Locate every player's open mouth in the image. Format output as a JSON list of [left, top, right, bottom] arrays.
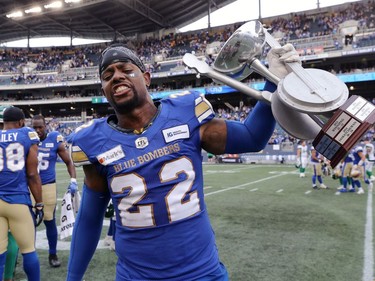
[[113, 85, 131, 96]]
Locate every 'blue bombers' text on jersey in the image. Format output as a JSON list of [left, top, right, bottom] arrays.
[[0, 127, 39, 205], [69, 91, 222, 280], [38, 131, 64, 185]]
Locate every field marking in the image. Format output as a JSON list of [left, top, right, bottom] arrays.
[[205, 172, 287, 196], [276, 189, 283, 193], [51, 172, 289, 251], [36, 219, 111, 251], [249, 188, 258, 192], [362, 186, 374, 281], [305, 190, 312, 195]]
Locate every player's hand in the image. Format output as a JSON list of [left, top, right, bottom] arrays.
[[267, 43, 301, 79], [68, 178, 78, 195], [34, 203, 44, 227], [105, 201, 114, 218]]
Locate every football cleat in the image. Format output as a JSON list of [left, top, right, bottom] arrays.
[[103, 235, 113, 246], [49, 254, 61, 268], [320, 184, 328, 189], [312, 185, 318, 190], [357, 188, 365, 194], [339, 188, 348, 193], [348, 188, 356, 192]]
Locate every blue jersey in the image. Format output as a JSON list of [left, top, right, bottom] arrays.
[[310, 146, 320, 163], [70, 91, 221, 280], [353, 146, 364, 165], [344, 151, 354, 163], [38, 131, 64, 184], [0, 127, 39, 205]]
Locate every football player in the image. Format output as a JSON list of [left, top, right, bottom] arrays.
[[310, 146, 328, 189], [352, 144, 371, 194], [31, 115, 77, 267], [0, 107, 43, 281], [66, 43, 300, 280], [364, 139, 375, 181], [0, 105, 20, 281], [296, 140, 309, 177], [338, 151, 355, 193]]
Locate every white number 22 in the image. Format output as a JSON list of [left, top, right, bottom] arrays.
[[111, 157, 200, 228]]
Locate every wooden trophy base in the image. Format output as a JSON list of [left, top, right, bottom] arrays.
[[313, 95, 375, 168]]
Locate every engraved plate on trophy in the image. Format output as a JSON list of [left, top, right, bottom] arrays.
[[313, 95, 375, 168]]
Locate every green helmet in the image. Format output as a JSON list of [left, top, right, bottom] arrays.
[[0, 105, 13, 123]]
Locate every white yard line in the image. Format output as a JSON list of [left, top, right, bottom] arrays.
[[205, 173, 287, 196], [53, 167, 374, 279], [362, 187, 374, 281]]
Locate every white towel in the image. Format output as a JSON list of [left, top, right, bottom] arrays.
[[60, 192, 76, 240]]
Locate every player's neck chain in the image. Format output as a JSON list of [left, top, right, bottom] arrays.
[[108, 104, 161, 135]]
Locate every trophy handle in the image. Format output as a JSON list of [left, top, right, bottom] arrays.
[[183, 52, 321, 140]]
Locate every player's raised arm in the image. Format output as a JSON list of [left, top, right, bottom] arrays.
[[200, 44, 300, 155]]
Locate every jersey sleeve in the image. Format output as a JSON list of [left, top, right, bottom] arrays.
[[25, 127, 40, 145], [166, 90, 215, 125], [69, 119, 105, 167], [56, 132, 64, 143], [194, 93, 215, 124], [70, 144, 91, 167]]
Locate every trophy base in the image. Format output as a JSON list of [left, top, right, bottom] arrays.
[[313, 95, 375, 168]]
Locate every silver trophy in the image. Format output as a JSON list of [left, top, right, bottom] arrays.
[[183, 20, 375, 167]]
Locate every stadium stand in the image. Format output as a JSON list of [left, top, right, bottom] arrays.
[[0, 0, 374, 155]]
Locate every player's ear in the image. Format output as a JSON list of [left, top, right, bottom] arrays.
[[143, 72, 151, 87]]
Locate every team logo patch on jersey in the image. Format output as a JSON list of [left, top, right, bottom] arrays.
[[46, 143, 54, 148], [162, 125, 190, 143], [135, 137, 149, 149], [96, 145, 125, 166]]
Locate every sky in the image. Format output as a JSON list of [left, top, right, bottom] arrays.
[[3, 0, 361, 47]]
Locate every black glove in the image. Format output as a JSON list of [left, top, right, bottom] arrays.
[[105, 201, 114, 218], [34, 203, 44, 227]]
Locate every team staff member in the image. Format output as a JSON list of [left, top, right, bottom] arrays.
[[31, 115, 78, 267], [66, 43, 300, 280], [0, 107, 43, 281]]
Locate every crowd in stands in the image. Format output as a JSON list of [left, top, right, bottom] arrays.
[[0, 0, 374, 79], [35, 102, 375, 149], [2, 0, 375, 145]]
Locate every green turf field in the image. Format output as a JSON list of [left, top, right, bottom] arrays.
[[12, 163, 373, 281]]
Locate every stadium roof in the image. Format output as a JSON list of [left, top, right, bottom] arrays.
[[0, 0, 236, 44]]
